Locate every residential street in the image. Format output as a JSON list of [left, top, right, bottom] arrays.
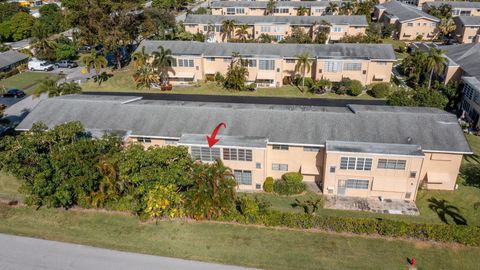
[[0, 233, 257, 270]]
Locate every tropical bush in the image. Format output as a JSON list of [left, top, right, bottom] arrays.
[[0, 122, 236, 220], [226, 210, 480, 246], [273, 172, 306, 195], [145, 183, 184, 221], [263, 177, 274, 193], [369, 83, 391, 98], [308, 79, 331, 94]]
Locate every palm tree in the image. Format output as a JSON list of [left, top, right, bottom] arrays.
[[186, 159, 237, 220], [34, 79, 82, 97], [131, 46, 149, 69], [326, 2, 339, 15], [438, 18, 456, 41], [221, 19, 236, 42], [315, 20, 332, 44], [266, 0, 276, 16], [82, 50, 108, 86], [235, 24, 250, 42], [297, 6, 309, 16], [428, 198, 467, 225], [31, 37, 57, 61], [257, 33, 274, 43], [340, 1, 354, 15], [294, 53, 313, 92], [425, 48, 447, 88], [151, 45, 175, 85], [134, 65, 159, 89]]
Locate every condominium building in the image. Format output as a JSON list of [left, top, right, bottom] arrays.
[[137, 40, 395, 87], [16, 95, 472, 200], [423, 1, 480, 17], [374, 1, 440, 41], [183, 14, 368, 43], [453, 16, 480, 43], [210, 1, 341, 16]]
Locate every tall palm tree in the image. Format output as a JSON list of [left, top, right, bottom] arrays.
[[221, 19, 236, 42], [31, 37, 57, 61], [340, 1, 354, 15], [131, 46, 149, 69], [266, 0, 276, 16], [326, 2, 339, 15], [235, 24, 250, 42], [257, 33, 274, 43], [151, 45, 175, 85], [297, 6, 309, 16], [294, 53, 313, 92], [425, 48, 447, 88], [82, 50, 108, 86], [438, 18, 456, 41], [134, 65, 159, 89]]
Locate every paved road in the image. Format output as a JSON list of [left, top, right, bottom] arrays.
[[86, 91, 387, 107], [0, 233, 258, 270], [176, 0, 209, 22]]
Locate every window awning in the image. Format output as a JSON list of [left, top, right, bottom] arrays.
[[427, 172, 450, 184], [301, 164, 321, 175]]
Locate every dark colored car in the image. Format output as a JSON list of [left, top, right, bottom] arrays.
[[3, 89, 26, 98], [55, 60, 78, 69]]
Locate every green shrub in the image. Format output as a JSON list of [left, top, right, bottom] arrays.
[[346, 80, 363, 96], [294, 76, 314, 88], [214, 72, 224, 82], [226, 209, 480, 246], [245, 83, 256, 91], [273, 172, 306, 195], [263, 177, 274, 193], [369, 83, 391, 98]]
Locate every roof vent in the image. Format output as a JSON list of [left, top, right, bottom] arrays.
[[407, 137, 412, 144]]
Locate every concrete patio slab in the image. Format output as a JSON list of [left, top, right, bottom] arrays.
[[324, 195, 419, 216]]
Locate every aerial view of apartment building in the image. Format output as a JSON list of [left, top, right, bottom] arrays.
[[138, 40, 395, 86], [184, 14, 368, 43]]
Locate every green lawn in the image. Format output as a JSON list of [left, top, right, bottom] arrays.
[[81, 69, 379, 100], [1, 204, 479, 270], [0, 72, 61, 94], [0, 171, 23, 202]]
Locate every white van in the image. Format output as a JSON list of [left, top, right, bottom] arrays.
[[28, 60, 54, 71]]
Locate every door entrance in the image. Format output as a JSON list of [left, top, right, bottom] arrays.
[[337, 180, 346, 196]]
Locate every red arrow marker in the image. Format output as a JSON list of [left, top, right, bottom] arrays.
[[206, 122, 226, 148]]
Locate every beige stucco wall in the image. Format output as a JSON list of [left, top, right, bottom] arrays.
[[315, 59, 393, 85], [419, 152, 463, 190], [322, 152, 424, 200], [443, 65, 463, 83], [396, 18, 438, 41], [265, 145, 323, 181]]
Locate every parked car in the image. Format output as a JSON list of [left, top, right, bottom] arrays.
[[2, 89, 26, 98], [28, 60, 54, 71], [55, 60, 78, 69]]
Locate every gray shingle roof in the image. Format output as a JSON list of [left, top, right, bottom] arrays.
[[0, 50, 28, 69], [455, 15, 480, 26], [210, 1, 339, 8], [378, 1, 440, 22], [425, 1, 480, 9], [16, 95, 471, 154], [137, 40, 396, 60], [439, 43, 480, 80], [184, 14, 368, 26]]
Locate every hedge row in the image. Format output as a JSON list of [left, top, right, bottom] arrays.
[[222, 210, 480, 246]]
